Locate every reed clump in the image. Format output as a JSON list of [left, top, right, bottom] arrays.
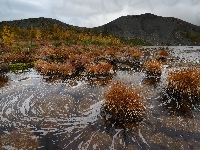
[[103, 81, 146, 120], [34, 60, 75, 76], [130, 49, 143, 59], [85, 62, 114, 76], [0, 53, 34, 63], [156, 50, 169, 61], [158, 50, 169, 57], [167, 68, 200, 100], [145, 60, 163, 76], [67, 54, 91, 71]]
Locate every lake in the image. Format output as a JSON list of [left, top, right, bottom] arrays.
[[0, 46, 200, 149]]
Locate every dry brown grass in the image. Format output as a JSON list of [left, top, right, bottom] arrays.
[[157, 50, 169, 57], [34, 60, 75, 76], [130, 50, 143, 59], [156, 50, 169, 61], [103, 81, 146, 120], [167, 68, 200, 99], [67, 54, 91, 70], [145, 60, 163, 76], [34, 60, 48, 72], [103, 49, 116, 57], [58, 63, 75, 76], [0, 53, 34, 63], [85, 61, 114, 76]]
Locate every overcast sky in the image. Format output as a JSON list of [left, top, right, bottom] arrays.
[[0, 0, 200, 28]]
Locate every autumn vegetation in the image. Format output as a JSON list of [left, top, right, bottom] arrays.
[[85, 62, 114, 76], [0, 23, 146, 75], [144, 59, 163, 76], [103, 81, 146, 121], [157, 50, 169, 58], [167, 68, 200, 101], [156, 50, 169, 61], [34, 60, 75, 76]]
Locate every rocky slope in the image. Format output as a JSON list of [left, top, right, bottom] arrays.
[[0, 13, 200, 46], [93, 13, 200, 46]]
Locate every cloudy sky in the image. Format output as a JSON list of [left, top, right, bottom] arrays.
[[0, 0, 200, 28]]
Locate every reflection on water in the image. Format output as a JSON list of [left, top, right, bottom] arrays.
[[0, 47, 200, 149], [160, 91, 196, 118], [143, 76, 161, 88], [0, 128, 39, 149], [86, 76, 113, 86]]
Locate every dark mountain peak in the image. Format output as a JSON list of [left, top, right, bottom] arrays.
[[93, 13, 200, 45], [0, 14, 200, 45]]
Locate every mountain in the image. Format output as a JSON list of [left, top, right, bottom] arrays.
[[93, 13, 200, 46], [0, 17, 73, 30], [0, 13, 200, 46]]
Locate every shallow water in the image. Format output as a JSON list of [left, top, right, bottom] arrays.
[[0, 46, 200, 149]]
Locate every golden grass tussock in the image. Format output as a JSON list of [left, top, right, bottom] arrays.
[[35, 46, 56, 57], [67, 54, 91, 69], [167, 68, 200, 98], [58, 63, 75, 76], [34, 60, 75, 76], [157, 50, 169, 57], [103, 49, 116, 57], [145, 60, 163, 76], [103, 81, 146, 120], [124, 47, 143, 59], [85, 61, 114, 76], [0, 53, 34, 63], [156, 50, 169, 61], [131, 49, 143, 59]]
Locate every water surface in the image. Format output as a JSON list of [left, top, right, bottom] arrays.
[[0, 46, 200, 149]]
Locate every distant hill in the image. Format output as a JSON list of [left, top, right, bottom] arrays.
[[1, 13, 200, 46], [0, 17, 73, 30], [93, 13, 200, 46]]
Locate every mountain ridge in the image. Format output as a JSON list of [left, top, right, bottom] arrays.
[[93, 13, 200, 45], [0, 13, 200, 46]]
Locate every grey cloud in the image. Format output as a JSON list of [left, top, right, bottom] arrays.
[[0, 0, 199, 27], [162, 0, 180, 7]]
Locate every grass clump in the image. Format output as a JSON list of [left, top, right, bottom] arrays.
[[157, 50, 169, 57], [67, 54, 91, 71], [167, 68, 200, 100], [131, 49, 143, 59], [85, 62, 114, 76], [9, 62, 33, 72], [156, 50, 169, 61], [103, 81, 146, 121], [145, 60, 163, 76], [0, 53, 34, 63], [34, 60, 75, 76]]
